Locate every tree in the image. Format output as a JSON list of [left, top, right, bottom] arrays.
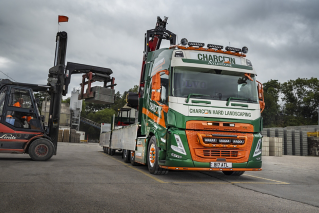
[[79, 85, 138, 140], [262, 80, 282, 127], [281, 78, 319, 126], [61, 97, 70, 104]]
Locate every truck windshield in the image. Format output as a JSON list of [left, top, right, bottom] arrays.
[[172, 67, 258, 103]]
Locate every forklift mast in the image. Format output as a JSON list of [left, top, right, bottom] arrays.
[[47, 31, 68, 149], [47, 31, 115, 152]]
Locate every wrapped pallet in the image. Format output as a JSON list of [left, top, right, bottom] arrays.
[[63, 129, 70, 142], [58, 130, 63, 142]]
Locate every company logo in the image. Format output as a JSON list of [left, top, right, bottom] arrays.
[[197, 53, 236, 65], [182, 79, 207, 89], [0, 134, 16, 139], [189, 108, 212, 115], [149, 102, 161, 115], [189, 108, 252, 118]]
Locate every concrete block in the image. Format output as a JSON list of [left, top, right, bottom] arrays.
[[84, 87, 115, 104]]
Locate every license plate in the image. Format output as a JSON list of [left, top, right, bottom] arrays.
[[210, 162, 232, 168]]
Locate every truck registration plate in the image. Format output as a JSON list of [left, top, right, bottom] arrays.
[[210, 162, 232, 168]]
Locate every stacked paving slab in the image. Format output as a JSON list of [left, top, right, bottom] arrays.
[[262, 125, 319, 156], [262, 137, 282, 156], [292, 130, 300, 155], [269, 137, 282, 157], [262, 137, 269, 156], [284, 129, 293, 155], [300, 131, 308, 156]]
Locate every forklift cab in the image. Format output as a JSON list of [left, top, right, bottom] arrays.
[[1, 85, 44, 132]]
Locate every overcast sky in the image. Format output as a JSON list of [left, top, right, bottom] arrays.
[[0, 0, 318, 97]]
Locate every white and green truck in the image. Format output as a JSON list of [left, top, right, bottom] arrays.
[[100, 17, 265, 175]]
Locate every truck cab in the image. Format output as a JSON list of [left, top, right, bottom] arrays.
[[136, 44, 264, 175]]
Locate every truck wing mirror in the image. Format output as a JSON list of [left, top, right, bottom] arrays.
[[151, 73, 161, 101], [151, 69, 169, 102], [256, 80, 265, 113]]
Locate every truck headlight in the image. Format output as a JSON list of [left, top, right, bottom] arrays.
[[171, 134, 186, 155]]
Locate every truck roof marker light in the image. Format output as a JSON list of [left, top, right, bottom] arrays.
[[175, 51, 184, 57], [242, 46, 248, 54], [188, 42, 205, 47], [180, 38, 188, 46], [225, 46, 241, 52], [169, 46, 246, 57], [207, 44, 223, 50]]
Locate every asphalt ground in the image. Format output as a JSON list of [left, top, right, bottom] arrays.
[[0, 142, 318, 213]]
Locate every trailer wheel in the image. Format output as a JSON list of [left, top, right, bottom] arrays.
[[123, 149, 131, 163], [108, 147, 112, 155], [130, 151, 138, 166], [29, 138, 54, 161], [111, 149, 115, 156], [147, 136, 168, 175], [222, 171, 245, 176]]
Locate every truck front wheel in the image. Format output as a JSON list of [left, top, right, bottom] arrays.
[[147, 136, 168, 175], [222, 171, 245, 176], [29, 138, 54, 161]]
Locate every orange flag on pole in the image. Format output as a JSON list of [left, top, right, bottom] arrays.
[[58, 15, 69, 23]]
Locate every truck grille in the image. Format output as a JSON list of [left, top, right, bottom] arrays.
[[196, 149, 239, 158], [185, 127, 253, 163]]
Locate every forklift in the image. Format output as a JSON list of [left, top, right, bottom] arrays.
[[0, 30, 115, 161]]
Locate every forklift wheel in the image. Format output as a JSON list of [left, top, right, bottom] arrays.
[[29, 138, 54, 161]]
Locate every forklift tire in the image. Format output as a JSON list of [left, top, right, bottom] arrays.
[[147, 136, 168, 175], [130, 151, 138, 166], [222, 171, 245, 176], [29, 138, 54, 161], [123, 149, 131, 163]]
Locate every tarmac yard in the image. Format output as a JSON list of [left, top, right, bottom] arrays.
[[0, 143, 318, 213]]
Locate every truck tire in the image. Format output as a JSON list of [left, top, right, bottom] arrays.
[[130, 151, 138, 166], [123, 149, 131, 163], [28, 138, 54, 161], [108, 147, 112, 155], [147, 136, 168, 175], [222, 171, 245, 176]]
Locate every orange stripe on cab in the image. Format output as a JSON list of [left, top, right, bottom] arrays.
[[142, 107, 166, 128]]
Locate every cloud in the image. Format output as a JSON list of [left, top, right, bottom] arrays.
[[0, 0, 318, 96]]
